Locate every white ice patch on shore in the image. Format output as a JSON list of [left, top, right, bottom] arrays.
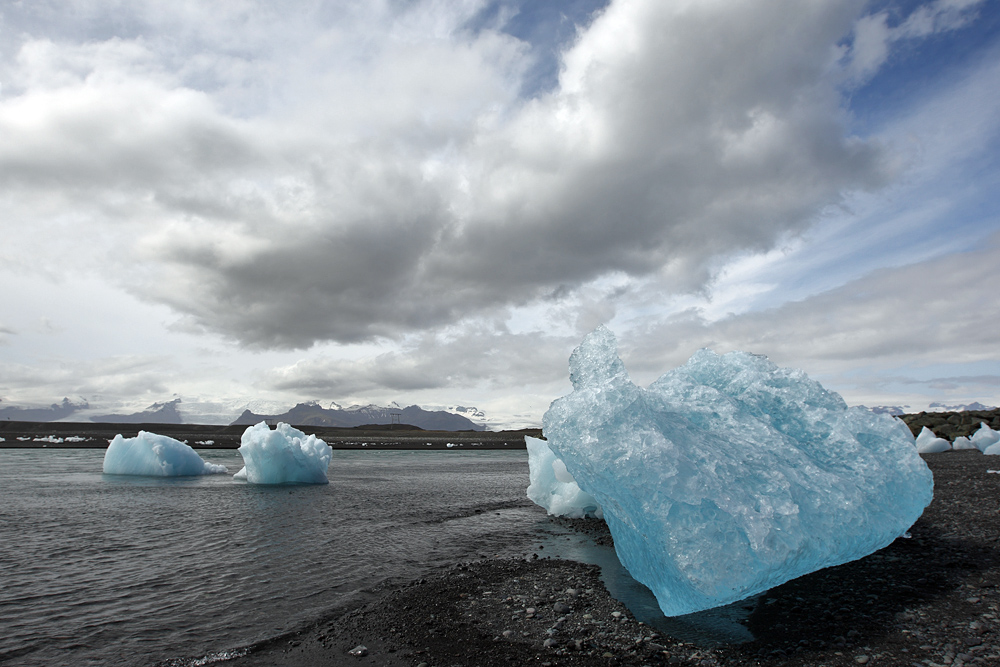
[[234, 422, 332, 484], [915, 426, 952, 453], [542, 327, 934, 617], [951, 436, 977, 450], [972, 423, 1000, 453], [526, 436, 602, 519], [103, 432, 228, 476]]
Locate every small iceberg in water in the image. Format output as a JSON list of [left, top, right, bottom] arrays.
[[234, 422, 332, 484], [103, 432, 228, 476]]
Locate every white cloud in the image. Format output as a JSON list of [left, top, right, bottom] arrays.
[[0, 0, 895, 350], [843, 0, 986, 84], [1, 0, 996, 423], [618, 234, 1000, 387]]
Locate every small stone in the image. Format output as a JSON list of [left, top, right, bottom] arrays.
[[543, 638, 559, 648], [854, 655, 869, 664], [526, 607, 537, 615], [612, 611, 623, 618], [348, 645, 368, 657], [502, 630, 514, 638], [963, 637, 982, 647], [966, 597, 981, 604], [417, 663, 429, 667], [554, 601, 571, 614], [602, 652, 615, 658]]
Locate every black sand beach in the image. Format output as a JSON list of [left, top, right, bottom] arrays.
[[179, 450, 1000, 667]]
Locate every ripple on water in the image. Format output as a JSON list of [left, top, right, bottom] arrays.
[[0, 448, 543, 666]]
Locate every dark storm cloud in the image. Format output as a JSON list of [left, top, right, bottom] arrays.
[[0, 1, 934, 350]]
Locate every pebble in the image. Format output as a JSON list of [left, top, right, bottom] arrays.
[[348, 644, 368, 657], [855, 655, 870, 664], [553, 601, 571, 613]]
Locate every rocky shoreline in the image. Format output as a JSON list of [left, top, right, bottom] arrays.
[[203, 450, 999, 667], [898, 409, 1000, 441]]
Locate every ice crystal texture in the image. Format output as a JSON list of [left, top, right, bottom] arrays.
[[526, 435, 602, 519], [103, 432, 228, 476], [542, 327, 934, 616], [234, 422, 332, 484]]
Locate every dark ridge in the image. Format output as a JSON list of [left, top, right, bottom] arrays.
[[230, 402, 486, 431], [0, 421, 540, 449]]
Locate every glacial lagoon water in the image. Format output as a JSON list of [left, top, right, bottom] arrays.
[[0, 448, 569, 666]]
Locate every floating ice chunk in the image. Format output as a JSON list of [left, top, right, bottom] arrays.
[[526, 436, 603, 519], [971, 423, 1000, 452], [915, 426, 951, 453], [542, 327, 934, 617], [235, 422, 332, 484], [103, 432, 228, 476]]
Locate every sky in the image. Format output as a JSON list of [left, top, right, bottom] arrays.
[[1, 0, 999, 427]]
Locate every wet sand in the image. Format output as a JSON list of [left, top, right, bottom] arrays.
[[187, 451, 1000, 667]]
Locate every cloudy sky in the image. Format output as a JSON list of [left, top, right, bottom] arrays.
[[1, 0, 998, 427]]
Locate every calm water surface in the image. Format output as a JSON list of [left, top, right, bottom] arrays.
[[0, 448, 563, 666]]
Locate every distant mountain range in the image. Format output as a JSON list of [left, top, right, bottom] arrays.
[[230, 402, 486, 431], [928, 401, 997, 412], [0, 397, 489, 430], [860, 405, 908, 416], [0, 398, 88, 421], [860, 402, 997, 416], [90, 399, 184, 424]]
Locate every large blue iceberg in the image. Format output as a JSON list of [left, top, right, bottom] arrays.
[[103, 431, 228, 476], [541, 327, 934, 617], [234, 422, 332, 484]]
